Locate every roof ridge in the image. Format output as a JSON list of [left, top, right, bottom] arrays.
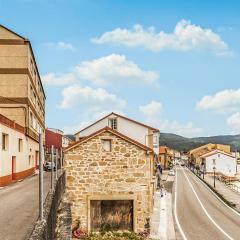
[[65, 126, 153, 152], [74, 112, 159, 135]]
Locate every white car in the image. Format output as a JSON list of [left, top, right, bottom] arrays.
[[168, 169, 175, 176]]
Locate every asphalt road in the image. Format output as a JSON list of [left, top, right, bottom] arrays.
[[174, 167, 240, 240], [0, 171, 51, 240]]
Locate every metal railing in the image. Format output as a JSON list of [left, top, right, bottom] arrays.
[[225, 182, 240, 193]]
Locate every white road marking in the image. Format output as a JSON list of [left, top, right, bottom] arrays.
[[186, 168, 240, 218], [182, 168, 234, 240], [174, 169, 188, 240]]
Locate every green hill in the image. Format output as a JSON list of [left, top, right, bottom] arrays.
[[160, 133, 240, 152]]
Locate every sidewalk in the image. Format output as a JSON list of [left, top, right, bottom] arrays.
[[150, 174, 176, 240], [203, 174, 240, 212]]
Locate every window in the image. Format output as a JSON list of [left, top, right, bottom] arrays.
[[29, 155, 31, 166], [30, 112, 33, 127], [2, 133, 8, 150], [18, 139, 23, 152], [33, 70, 36, 81], [33, 93, 37, 105], [109, 118, 117, 130], [102, 139, 111, 152], [212, 159, 216, 165], [153, 135, 158, 145]]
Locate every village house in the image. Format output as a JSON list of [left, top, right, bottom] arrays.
[[159, 146, 174, 169], [45, 128, 73, 167], [74, 112, 160, 156], [64, 126, 155, 233], [0, 24, 45, 186], [200, 150, 237, 177], [189, 143, 231, 166]]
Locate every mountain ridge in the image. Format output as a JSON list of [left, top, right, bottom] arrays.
[[159, 133, 240, 152]]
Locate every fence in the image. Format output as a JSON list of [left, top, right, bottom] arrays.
[[29, 170, 66, 240], [225, 182, 240, 193]]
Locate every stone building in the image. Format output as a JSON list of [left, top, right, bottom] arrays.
[[75, 112, 160, 156], [64, 127, 155, 233], [0, 24, 45, 185]]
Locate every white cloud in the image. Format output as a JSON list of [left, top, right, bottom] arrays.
[[139, 101, 162, 119], [46, 41, 74, 50], [42, 54, 159, 86], [196, 89, 240, 114], [227, 112, 240, 133], [42, 73, 76, 86], [139, 101, 203, 137], [159, 120, 203, 137], [59, 85, 126, 113], [92, 20, 230, 55]]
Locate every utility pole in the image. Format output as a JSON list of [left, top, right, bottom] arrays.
[[55, 148, 58, 180], [51, 145, 54, 191], [39, 133, 44, 220]]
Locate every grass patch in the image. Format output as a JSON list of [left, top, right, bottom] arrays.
[[82, 231, 145, 240]]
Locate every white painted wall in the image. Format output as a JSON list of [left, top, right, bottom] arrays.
[[0, 123, 38, 177], [75, 114, 160, 153], [205, 153, 237, 177]]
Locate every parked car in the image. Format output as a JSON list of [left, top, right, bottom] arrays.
[[44, 161, 56, 171], [168, 169, 175, 176]]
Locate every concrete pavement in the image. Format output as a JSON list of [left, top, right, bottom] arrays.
[[0, 171, 51, 240], [150, 173, 176, 240], [174, 167, 240, 240], [204, 174, 240, 212]]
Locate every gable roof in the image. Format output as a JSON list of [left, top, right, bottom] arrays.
[[0, 24, 26, 40], [65, 126, 153, 152], [74, 112, 159, 135], [0, 24, 46, 99], [200, 149, 235, 159]]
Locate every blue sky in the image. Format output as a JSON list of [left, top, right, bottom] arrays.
[[1, 0, 240, 137]]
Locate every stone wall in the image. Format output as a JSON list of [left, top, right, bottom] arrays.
[[64, 131, 154, 233]]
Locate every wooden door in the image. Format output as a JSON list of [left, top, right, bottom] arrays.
[[12, 156, 16, 180]]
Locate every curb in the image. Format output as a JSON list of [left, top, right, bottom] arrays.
[[188, 168, 240, 214]]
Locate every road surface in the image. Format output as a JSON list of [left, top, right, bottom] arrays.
[[0, 172, 51, 240], [174, 167, 240, 240]]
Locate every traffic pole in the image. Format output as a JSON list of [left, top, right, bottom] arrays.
[[51, 145, 54, 190], [39, 133, 44, 220]]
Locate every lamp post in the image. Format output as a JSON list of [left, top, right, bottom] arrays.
[[201, 162, 205, 179], [213, 166, 216, 188]]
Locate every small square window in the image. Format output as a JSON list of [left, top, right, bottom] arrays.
[[109, 118, 117, 130], [102, 139, 111, 152]]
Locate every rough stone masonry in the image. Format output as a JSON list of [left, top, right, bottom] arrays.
[[64, 129, 155, 233]]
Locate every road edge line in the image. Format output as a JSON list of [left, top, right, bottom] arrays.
[[182, 168, 234, 240], [187, 168, 240, 217]]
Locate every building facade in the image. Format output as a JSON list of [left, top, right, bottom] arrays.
[[0, 25, 45, 185], [0, 114, 38, 186], [75, 112, 160, 155], [159, 146, 174, 169], [189, 143, 231, 166], [201, 150, 237, 177], [64, 127, 155, 233]]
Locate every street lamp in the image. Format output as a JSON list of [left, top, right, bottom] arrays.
[[201, 162, 205, 179], [213, 166, 216, 188]]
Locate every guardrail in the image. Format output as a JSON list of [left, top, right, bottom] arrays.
[[29, 170, 66, 240], [225, 182, 240, 193]]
